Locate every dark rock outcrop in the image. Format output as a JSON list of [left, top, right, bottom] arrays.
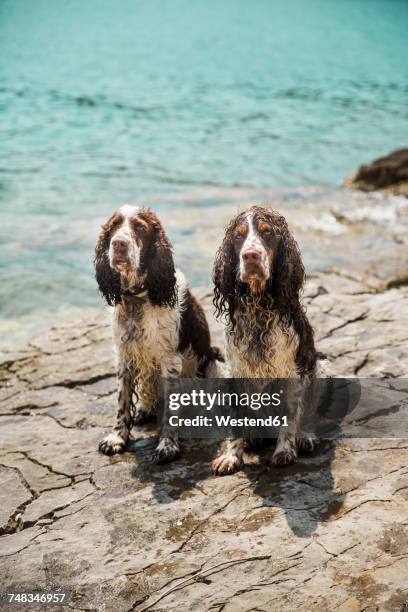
[[346, 148, 408, 196]]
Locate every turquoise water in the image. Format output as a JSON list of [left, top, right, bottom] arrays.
[[0, 0, 407, 339]]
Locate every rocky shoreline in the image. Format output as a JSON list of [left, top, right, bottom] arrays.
[[1, 185, 408, 610], [1, 281, 408, 609], [2, 181, 408, 349]]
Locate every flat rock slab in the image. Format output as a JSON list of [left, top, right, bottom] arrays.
[[1, 276, 408, 611]]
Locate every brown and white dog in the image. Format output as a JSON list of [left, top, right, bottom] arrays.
[[95, 204, 222, 463], [212, 206, 318, 475]]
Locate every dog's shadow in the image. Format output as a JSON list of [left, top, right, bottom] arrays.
[[128, 436, 341, 539], [128, 378, 361, 538]]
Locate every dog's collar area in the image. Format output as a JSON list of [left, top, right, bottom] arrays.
[[121, 285, 147, 305]]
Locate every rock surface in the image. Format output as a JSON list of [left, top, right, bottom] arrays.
[[346, 148, 408, 197], [1, 271, 408, 610]]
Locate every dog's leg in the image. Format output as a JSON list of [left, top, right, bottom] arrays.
[[297, 376, 319, 454], [152, 356, 182, 464], [99, 365, 134, 455], [133, 370, 158, 426], [152, 434, 180, 464], [297, 431, 318, 453], [271, 379, 302, 467], [271, 431, 297, 467], [211, 352, 243, 475], [212, 438, 244, 475]]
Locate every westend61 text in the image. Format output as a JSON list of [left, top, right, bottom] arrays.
[[168, 415, 288, 427]]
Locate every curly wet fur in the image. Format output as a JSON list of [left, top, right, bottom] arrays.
[[212, 206, 318, 475], [213, 206, 317, 376], [94, 215, 122, 306], [94, 207, 177, 308], [95, 205, 223, 463], [137, 209, 177, 309]]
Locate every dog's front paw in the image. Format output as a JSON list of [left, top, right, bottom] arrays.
[[297, 434, 319, 454], [99, 431, 127, 455], [271, 439, 297, 467], [151, 437, 180, 464], [212, 453, 242, 476]]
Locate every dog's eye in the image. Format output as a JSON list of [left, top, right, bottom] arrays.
[[235, 225, 247, 238], [258, 222, 272, 235], [133, 224, 146, 236]]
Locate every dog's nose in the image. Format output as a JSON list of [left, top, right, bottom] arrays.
[[112, 238, 129, 256], [242, 249, 261, 264]]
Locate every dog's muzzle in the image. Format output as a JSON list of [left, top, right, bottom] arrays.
[[111, 238, 130, 266], [240, 248, 269, 282]]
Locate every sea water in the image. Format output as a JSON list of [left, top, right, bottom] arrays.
[[0, 0, 407, 340]]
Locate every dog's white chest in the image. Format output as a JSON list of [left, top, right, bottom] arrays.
[[227, 310, 299, 378], [114, 303, 179, 365], [139, 305, 179, 352]]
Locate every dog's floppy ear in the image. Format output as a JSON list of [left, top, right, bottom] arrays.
[[268, 213, 305, 314], [213, 220, 240, 324], [143, 214, 177, 308], [94, 215, 122, 306]]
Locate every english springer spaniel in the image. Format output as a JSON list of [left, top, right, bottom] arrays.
[[212, 206, 318, 475], [95, 204, 223, 463]]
